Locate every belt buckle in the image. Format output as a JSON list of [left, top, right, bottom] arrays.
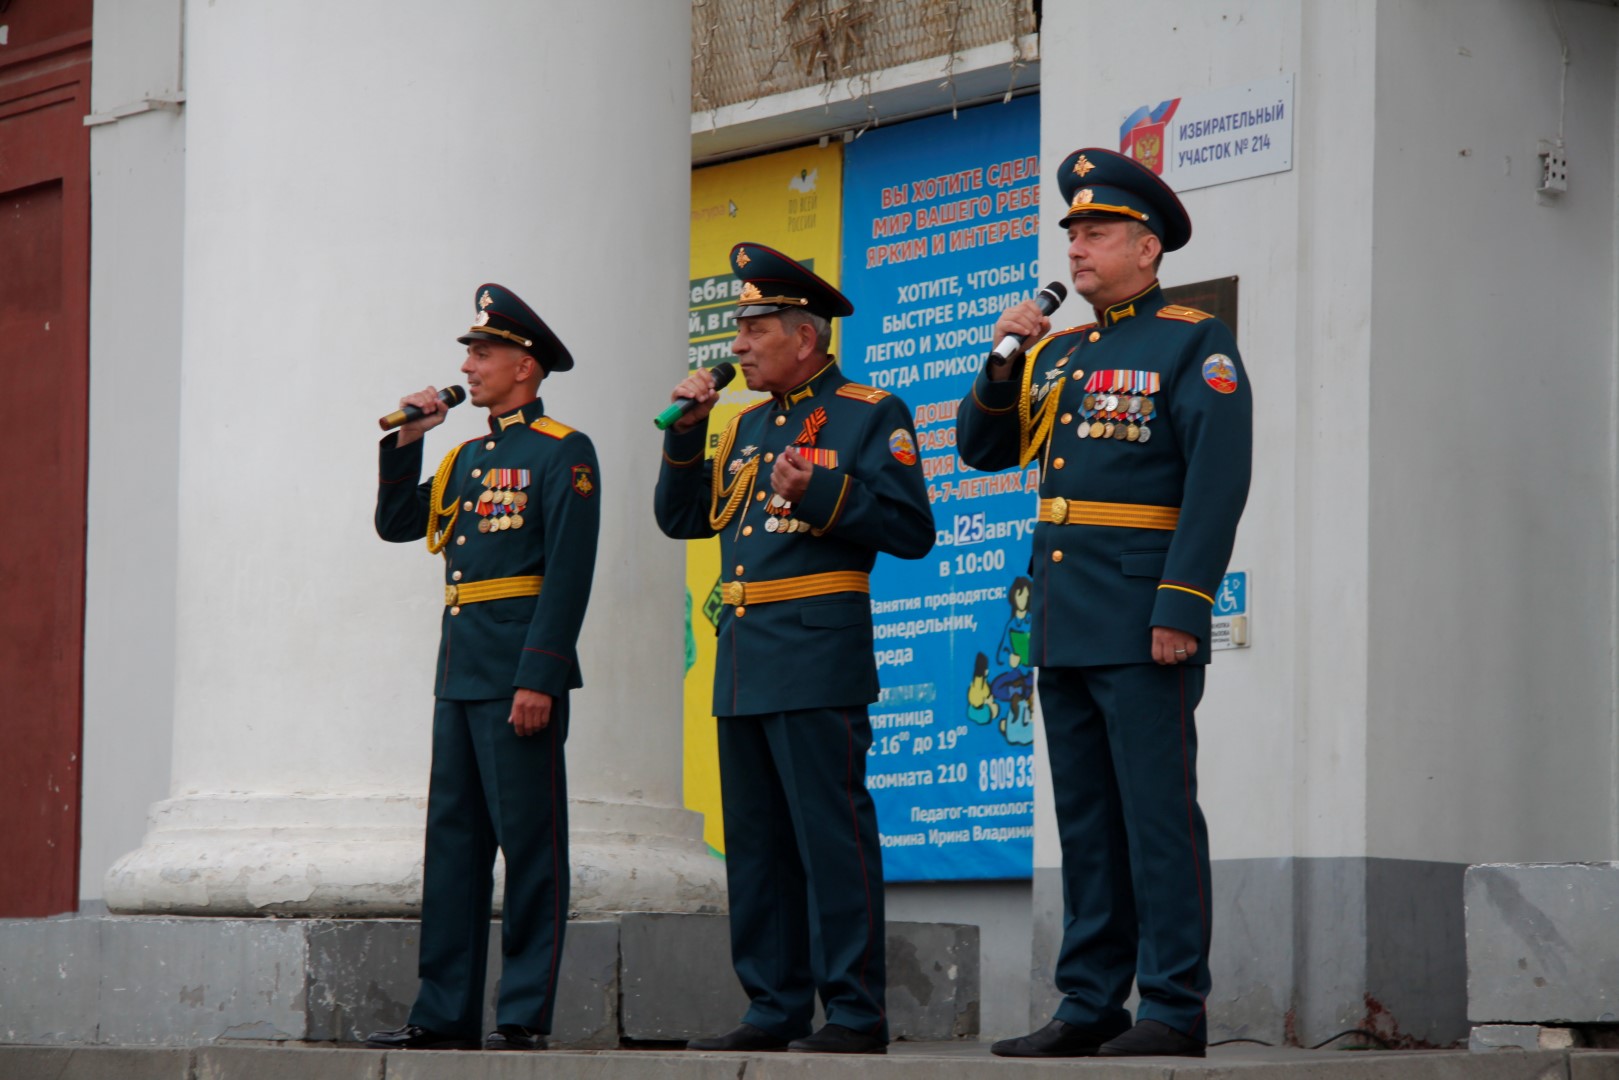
[[445, 583, 459, 605], [722, 580, 745, 606], [1049, 497, 1069, 525]]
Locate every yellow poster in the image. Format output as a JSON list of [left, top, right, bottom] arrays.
[[684, 143, 844, 853]]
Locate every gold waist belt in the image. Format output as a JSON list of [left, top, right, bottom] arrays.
[[721, 571, 870, 608], [445, 575, 543, 606], [1039, 498, 1180, 531]]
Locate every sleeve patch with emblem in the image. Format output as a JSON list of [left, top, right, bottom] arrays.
[[888, 428, 918, 465], [1202, 354, 1238, 394], [571, 463, 596, 496]]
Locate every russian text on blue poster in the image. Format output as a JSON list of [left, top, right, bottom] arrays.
[[839, 95, 1044, 883]]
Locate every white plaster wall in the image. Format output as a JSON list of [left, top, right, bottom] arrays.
[[168, 2, 690, 802], [1035, 0, 1374, 865], [1366, 0, 1619, 863], [80, 0, 186, 901]]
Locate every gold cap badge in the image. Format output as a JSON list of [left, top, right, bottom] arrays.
[[735, 250, 751, 268], [473, 310, 490, 327], [478, 290, 494, 310], [739, 282, 764, 303], [1076, 188, 1094, 205], [1072, 154, 1096, 178]]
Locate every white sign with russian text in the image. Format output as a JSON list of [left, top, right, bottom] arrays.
[[1120, 74, 1294, 193]]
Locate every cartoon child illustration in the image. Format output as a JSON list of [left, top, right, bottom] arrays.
[[996, 576, 1032, 670], [990, 576, 1035, 712], [966, 651, 1000, 726], [1002, 688, 1035, 746]]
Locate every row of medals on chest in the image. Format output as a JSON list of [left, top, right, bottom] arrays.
[[474, 469, 529, 533], [730, 442, 813, 535], [1073, 392, 1156, 444]]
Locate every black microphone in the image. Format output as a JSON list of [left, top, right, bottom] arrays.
[[654, 362, 737, 430], [990, 281, 1069, 362], [379, 385, 467, 431]]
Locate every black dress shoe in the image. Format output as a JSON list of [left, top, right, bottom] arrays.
[[686, 1023, 791, 1052], [1096, 1019, 1206, 1058], [485, 1024, 548, 1051], [787, 1023, 888, 1054], [364, 1023, 477, 1050], [990, 1018, 1120, 1057]]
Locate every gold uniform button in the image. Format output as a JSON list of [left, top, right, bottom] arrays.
[[735, 606, 747, 618], [774, 415, 786, 427], [450, 605, 461, 616], [1053, 458, 1065, 469], [485, 440, 496, 450], [1052, 550, 1064, 563], [1088, 331, 1101, 342], [456, 535, 466, 546], [452, 570, 463, 581], [764, 452, 775, 462], [735, 565, 745, 576], [755, 490, 767, 501], [742, 525, 754, 536], [462, 501, 474, 511], [471, 468, 483, 479], [1060, 413, 1073, 425]]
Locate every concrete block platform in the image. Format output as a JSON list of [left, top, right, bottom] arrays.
[[0, 913, 976, 1048], [2, 1043, 1618, 1080], [1466, 863, 1619, 1025]]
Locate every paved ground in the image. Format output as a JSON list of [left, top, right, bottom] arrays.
[[3, 1042, 1618, 1080]]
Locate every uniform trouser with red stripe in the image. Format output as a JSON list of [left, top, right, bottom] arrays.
[[717, 707, 888, 1041], [1038, 664, 1211, 1041], [408, 696, 570, 1037]]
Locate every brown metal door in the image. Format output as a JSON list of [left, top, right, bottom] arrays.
[[0, 0, 92, 916]]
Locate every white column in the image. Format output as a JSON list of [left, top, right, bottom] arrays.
[[105, 0, 722, 916]]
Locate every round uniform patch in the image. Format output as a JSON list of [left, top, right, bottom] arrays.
[[1202, 354, 1239, 394], [888, 428, 918, 466]]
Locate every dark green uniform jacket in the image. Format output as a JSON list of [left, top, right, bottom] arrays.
[[376, 402, 600, 699], [957, 283, 1251, 665], [654, 361, 935, 716]]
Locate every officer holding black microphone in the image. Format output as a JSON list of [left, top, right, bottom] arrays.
[[368, 283, 600, 1053]]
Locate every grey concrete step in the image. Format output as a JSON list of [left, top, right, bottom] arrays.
[[2, 1044, 1617, 1080], [0, 913, 976, 1048]]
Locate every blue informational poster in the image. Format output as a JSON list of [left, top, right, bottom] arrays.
[[839, 96, 1043, 882]]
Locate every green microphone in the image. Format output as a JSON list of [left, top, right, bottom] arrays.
[[653, 362, 736, 430]]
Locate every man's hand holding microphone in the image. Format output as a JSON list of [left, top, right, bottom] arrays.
[[986, 282, 1067, 382], [656, 361, 737, 434], [379, 385, 466, 444]]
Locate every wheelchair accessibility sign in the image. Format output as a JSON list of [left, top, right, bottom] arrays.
[[1210, 570, 1249, 651]]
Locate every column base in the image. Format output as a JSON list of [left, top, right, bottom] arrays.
[[104, 793, 725, 917]]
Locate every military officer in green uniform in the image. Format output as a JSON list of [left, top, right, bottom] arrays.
[[368, 284, 600, 1052], [655, 243, 934, 1055], [957, 148, 1252, 1059]]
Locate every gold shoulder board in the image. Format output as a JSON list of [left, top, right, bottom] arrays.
[[1158, 305, 1213, 324], [836, 383, 890, 403], [529, 416, 578, 439]]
